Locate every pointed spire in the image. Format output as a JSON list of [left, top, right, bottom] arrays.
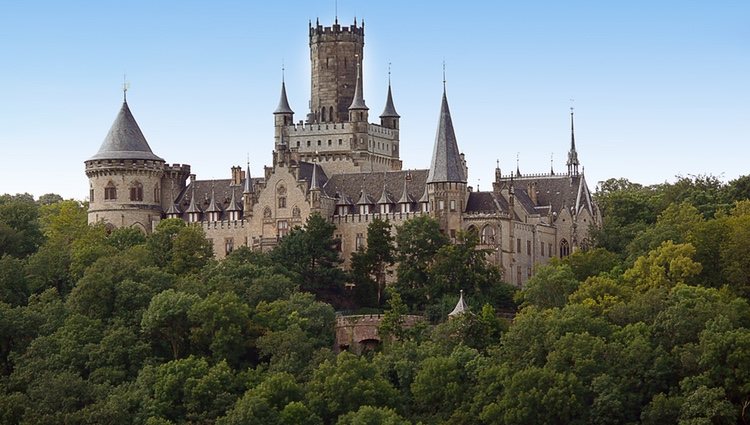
[[516, 153, 521, 177], [419, 184, 429, 203], [550, 153, 555, 175], [185, 185, 202, 214], [566, 107, 580, 175], [243, 161, 253, 194], [274, 67, 294, 114], [448, 290, 469, 317], [166, 182, 181, 216], [89, 100, 164, 161], [398, 174, 413, 204], [206, 185, 222, 213], [348, 60, 368, 110], [380, 64, 399, 118], [226, 186, 241, 212], [426, 82, 465, 183], [377, 173, 393, 205]]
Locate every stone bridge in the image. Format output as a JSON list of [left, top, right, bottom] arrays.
[[334, 314, 423, 354]]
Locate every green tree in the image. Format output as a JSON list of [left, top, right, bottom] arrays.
[[563, 247, 621, 281], [0, 193, 43, 258], [336, 406, 410, 425], [394, 215, 448, 309], [188, 291, 253, 366], [271, 213, 347, 297], [350, 217, 395, 306], [516, 263, 579, 309], [141, 289, 200, 359], [170, 225, 213, 275]]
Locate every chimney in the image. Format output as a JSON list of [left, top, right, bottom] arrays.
[[231, 166, 242, 185]]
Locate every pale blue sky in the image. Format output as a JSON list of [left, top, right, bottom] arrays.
[[1, 1, 748, 199]]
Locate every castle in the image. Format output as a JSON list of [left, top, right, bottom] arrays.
[[85, 18, 600, 287]]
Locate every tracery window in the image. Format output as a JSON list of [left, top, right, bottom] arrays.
[[104, 181, 117, 200], [481, 225, 495, 244], [560, 239, 570, 257], [129, 181, 143, 202]]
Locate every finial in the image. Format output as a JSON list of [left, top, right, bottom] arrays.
[[496, 159, 500, 169], [442, 60, 446, 91], [388, 62, 392, 84], [122, 74, 130, 102], [282, 59, 285, 83], [550, 153, 554, 174], [335, 0, 338, 23]]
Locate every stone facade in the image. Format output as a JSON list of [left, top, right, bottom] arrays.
[[85, 18, 600, 288]]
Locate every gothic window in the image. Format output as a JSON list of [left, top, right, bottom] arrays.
[[89, 185, 94, 202], [438, 200, 445, 211], [450, 200, 456, 211], [277, 185, 286, 209], [527, 240, 532, 255], [355, 233, 364, 251], [481, 225, 495, 244], [129, 182, 143, 201], [225, 238, 234, 255], [329, 106, 334, 122], [263, 206, 272, 219], [277, 220, 289, 240], [516, 238, 521, 253], [104, 181, 117, 200], [560, 239, 570, 257], [154, 185, 160, 203], [321, 107, 326, 122], [292, 205, 300, 218]]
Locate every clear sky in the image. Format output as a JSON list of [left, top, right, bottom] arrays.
[[1, 1, 748, 200]]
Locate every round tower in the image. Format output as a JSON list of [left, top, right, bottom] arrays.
[[308, 18, 364, 123], [85, 99, 165, 233]]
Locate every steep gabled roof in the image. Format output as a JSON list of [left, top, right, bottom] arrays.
[[426, 90, 465, 183], [89, 101, 164, 161]]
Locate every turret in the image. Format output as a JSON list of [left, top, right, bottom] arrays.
[[274, 76, 294, 150], [85, 94, 166, 233], [309, 18, 365, 123], [379, 75, 400, 130], [348, 62, 369, 123], [426, 81, 467, 235], [242, 162, 254, 218]]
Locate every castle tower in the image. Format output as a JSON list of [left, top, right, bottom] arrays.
[[273, 76, 294, 151], [566, 108, 580, 176], [85, 97, 166, 233], [426, 84, 467, 238], [308, 17, 364, 123]]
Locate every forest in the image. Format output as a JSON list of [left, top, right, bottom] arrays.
[[0, 173, 749, 424]]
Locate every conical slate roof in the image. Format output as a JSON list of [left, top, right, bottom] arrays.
[[89, 101, 164, 161], [273, 81, 294, 114], [426, 89, 465, 183], [348, 63, 368, 111], [379, 83, 399, 118]]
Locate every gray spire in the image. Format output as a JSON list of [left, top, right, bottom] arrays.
[[566, 109, 580, 175], [273, 80, 294, 115], [89, 101, 164, 161], [226, 187, 241, 212], [205, 186, 222, 213], [348, 62, 368, 110], [398, 176, 413, 204], [185, 186, 202, 214], [448, 290, 469, 317], [379, 81, 399, 118], [426, 88, 465, 183], [243, 162, 253, 194]]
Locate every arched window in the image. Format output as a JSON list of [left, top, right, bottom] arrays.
[[104, 181, 117, 200], [329, 106, 334, 122], [559, 239, 570, 257], [321, 107, 326, 122], [89, 185, 95, 202], [263, 206, 272, 219], [481, 225, 495, 244], [277, 184, 286, 209], [153, 184, 160, 203], [129, 181, 143, 201]]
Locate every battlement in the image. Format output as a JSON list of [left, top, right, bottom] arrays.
[[164, 163, 192, 174], [331, 210, 425, 225], [309, 20, 364, 40], [85, 158, 165, 175]]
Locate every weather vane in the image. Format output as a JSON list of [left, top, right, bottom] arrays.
[[122, 74, 130, 102]]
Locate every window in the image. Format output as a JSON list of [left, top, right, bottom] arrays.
[[481, 225, 495, 244], [225, 238, 234, 255], [104, 181, 117, 200], [263, 206, 272, 219], [439, 200, 445, 211], [278, 197, 286, 208], [277, 185, 286, 209], [307, 140, 311, 147], [292, 205, 300, 218], [277, 220, 289, 240], [154, 185, 160, 203], [129, 182, 143, 201], [355, 233, 364, 250], [450, 200, 456, 211], [89, 186, 94, 202], [335, 234, 343, 252], [527, 240, 532, 255], [560, 239, 570, 257], [516, 238, 521, 253]]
